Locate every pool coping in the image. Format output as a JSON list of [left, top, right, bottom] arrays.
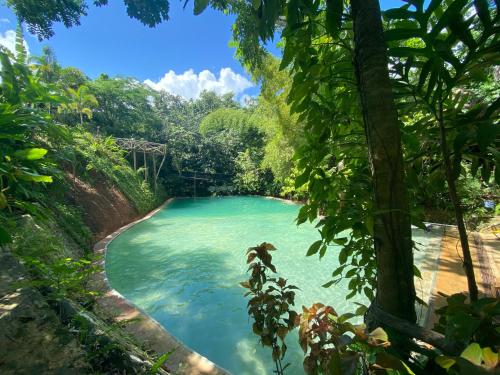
[[93, 198, 230, 375]]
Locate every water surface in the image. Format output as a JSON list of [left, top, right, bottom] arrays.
[[106, 196, 440, 374]]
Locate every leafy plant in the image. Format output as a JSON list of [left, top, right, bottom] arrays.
[[241, 243, 299, 374], [242, 243, 418, 375], [0, 47, 59, 244], [149, 349, 176, 374], [435, 294, 500, 349], [387, 0, 500, 301], [436, 343, 498, 374], [296, 303, 416, 375], [22, 255, 100, 306]]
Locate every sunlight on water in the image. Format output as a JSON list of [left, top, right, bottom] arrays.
[[106, 196, 441, 374]]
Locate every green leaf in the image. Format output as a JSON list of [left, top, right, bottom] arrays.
[[331, 265, 344, 277], [0, 192, 7, 210], [150, 349, 175, 374], [294, 169, 310, 188], [325, 0, 343, 37], [383, 7, 416, 21], [364, 287, 374, 300], [13, 148, 48, 160], [338, 247, 348, 264], [297, 205, 309, 225], [355, 304, 368, 316], [384, 28, 422, 42], [413, 265, 422, 279], [345, 268, 356, 278], [319, 244, 327, 259], [322, 280, 335, 288], [280, 43, 295, 70], [193, 0, 209, 15], [477, 124, 499, 153], [0, 225, 12, 245], [332, 237, 348, 245], [365, 216, 374, 235], [461, 343, 483, 366], [306, 240, 322, 256], [17, 171, 53, 183]]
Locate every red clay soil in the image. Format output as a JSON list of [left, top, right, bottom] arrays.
[[67, 171, 139, 241]]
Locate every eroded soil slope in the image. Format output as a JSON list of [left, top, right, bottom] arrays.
[[69, 172, 139, 241]]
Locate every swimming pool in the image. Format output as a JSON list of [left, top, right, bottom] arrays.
[[105, 196, 442, 374]]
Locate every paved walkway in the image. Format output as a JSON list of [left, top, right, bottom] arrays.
[[426, 224, 499, 329]]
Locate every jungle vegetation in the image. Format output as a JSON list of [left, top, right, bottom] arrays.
[[1, 0, 499, 374]]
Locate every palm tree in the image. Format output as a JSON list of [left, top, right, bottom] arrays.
[[33, 46, 60, 84], [59, 85, 98, 126]]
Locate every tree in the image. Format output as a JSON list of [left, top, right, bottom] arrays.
[[58, 67, 88, 89], [385, 0, 500, 301], [32, 46, 60, 84], [6, 0, 169, 39], [250, 56, 303, 186], [59, 85, 98, 126], [234, 149, 262, 193], [228, 0, 417, 322], [89, 76, 161, 137], [350, 0, 415, 322]]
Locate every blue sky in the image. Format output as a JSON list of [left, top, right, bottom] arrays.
[[0, 0, 404, 100]]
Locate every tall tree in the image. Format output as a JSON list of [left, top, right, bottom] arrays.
[[228, 0, 417, 322], [350, 0, 415, 322], [33, 46, 60, 84]]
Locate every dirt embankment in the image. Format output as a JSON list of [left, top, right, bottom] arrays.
[[67, 172, 139, 241], [0, 171, 164, 374]]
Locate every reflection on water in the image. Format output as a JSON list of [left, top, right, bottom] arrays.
[[106, 196, 441, 374]]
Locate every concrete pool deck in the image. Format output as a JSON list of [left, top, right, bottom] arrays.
[[425, 224, 499, 329], [93, 198, 498, 373]]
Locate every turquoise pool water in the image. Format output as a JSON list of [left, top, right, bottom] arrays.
[[106, 196, 441, 374]]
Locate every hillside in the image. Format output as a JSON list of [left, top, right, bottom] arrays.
[[0, 127, 168, 374]]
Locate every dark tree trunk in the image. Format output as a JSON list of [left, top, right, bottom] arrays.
[[351, 0, 416, 323], [437, 99, 479, 302]]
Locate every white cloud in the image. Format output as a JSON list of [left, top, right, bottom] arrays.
[[0, 29, 29, 56], [0, 29, 16, 54], [144, 67, 254, 100]]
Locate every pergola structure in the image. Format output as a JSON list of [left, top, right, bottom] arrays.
[[114, 138, 167, 190]]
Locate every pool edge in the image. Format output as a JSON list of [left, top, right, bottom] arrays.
[[93, 198, 231, 375]]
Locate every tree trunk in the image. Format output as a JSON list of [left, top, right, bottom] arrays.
[[351, 0, 416, 323], [437, 100, 479, 302]]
